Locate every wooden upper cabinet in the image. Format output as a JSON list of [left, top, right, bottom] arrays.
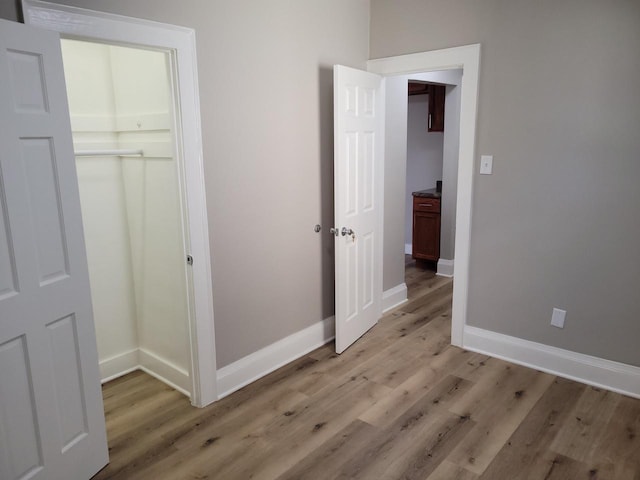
[[428, 84, 445, 132], [408, 82, 429, 96], [407, 82, 445, 132]]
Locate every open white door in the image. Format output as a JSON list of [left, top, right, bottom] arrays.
[[334, 65, 385, 354], [0, 19, 108, 480]]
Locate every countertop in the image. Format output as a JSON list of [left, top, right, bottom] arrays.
[[412, 188, 441, 199]]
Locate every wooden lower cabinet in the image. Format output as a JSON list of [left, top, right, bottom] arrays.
[[412, 196, 441, 262]]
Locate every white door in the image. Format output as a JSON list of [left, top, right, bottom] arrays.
[[333, 65, 385, 354], [0, 19, 108, 480]]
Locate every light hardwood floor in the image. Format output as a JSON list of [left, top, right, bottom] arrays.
[[93, 261, 640, 479]]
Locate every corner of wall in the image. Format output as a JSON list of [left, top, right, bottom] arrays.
[[216, 316, 336, 399], [436, 258, 454, 277], [382, 283, 408, 313]]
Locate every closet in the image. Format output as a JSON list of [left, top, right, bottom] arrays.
[[60, 39, 191, 395]]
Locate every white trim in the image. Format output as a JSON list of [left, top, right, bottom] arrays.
[[368, 44, 481, 348], [23, 0, 217, 407], [463, 326, 640, 399], [99, 349, 139, 383], [382, 283, 408, 313], [139, 366, 190, 397], [436, 258, 454, 277], [217, 316, 335, 399], [404, 243, 412, 255], [98, 348, 191, 397], [138, 348, 190, 396]]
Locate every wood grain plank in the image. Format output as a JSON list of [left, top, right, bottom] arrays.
[[359, 373, 472, 429], [426, 460, 478, 480], [550, 386, 621, 462], [479, 377, 586, 480], [275, 419, 379, 480], [593, 395, 640, 469], [334, 385, 475, 479], [447, 366, 556, 474]]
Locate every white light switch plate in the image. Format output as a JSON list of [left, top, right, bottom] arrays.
[[551, 308, 566, 329], [480, 155, 493, 175]]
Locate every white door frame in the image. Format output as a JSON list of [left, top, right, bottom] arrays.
[[368, 44, 481, 347], [22, 0, 218, 407]]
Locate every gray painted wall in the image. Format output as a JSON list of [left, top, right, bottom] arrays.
[[6, 0, 370, 368], [382, 75, 409, 290], [441, 84, 461, 262], [372, 0, 640, 367]]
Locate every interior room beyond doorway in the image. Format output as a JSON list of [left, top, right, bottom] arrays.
[[386, 69, 462, 280]]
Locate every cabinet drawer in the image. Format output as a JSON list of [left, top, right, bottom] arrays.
[[413, 197, 440, 213]]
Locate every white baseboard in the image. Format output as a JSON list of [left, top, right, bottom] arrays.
[[437, 258, 454, 277], [99, 349, 139, 383], [138, 348, 190, 396], [463, 326, 640, 399], [405, 243, 412, 255], [98, 347, 190, 397], [217, 316, 335, 399], [382, 283, 408, 313]]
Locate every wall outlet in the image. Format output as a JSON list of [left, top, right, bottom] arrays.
[[550, 308, 566, 329]]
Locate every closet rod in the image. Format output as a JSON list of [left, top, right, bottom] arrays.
[[74, 149, 144, 157]]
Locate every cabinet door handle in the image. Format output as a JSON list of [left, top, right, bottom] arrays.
[[428, 114, 432, 130], [419, 203, 433, 207]]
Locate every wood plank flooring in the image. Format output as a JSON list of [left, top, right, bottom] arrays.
[[93, 261, 640, 479]]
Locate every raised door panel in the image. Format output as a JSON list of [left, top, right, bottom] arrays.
[[0, 336, 45, 480]]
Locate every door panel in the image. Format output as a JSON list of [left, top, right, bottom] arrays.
[[20, 137, 70, 283], [0, 336, 44, 479], [47, 314, 89, 452], [0, 18, 108, 480], [334, 65, 384, 354]]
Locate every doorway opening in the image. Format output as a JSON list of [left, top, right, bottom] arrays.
[[369, 44, 481, 347], [60, 39, 192, 397], [402, 72, 462, 279], [23, 0, 218, 407]]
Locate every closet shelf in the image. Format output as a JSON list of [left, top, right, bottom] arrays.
[[74, 149, 144, 157]]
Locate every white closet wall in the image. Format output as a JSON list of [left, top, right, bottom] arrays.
[[61, 40, 190, 394]]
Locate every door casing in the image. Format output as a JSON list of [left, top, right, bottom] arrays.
[[368, 44, 481, 347], [23, 0, 218, 407]]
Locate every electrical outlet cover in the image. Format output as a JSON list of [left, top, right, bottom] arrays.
[[480, 155, 493, 174], [551, 308, 566, 328]]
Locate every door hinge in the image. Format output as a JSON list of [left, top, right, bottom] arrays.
[[186, 255, 193, 266]]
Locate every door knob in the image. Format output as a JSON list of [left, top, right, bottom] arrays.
[[341, 227, 354, 237], [329, 227, 339, 237]]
